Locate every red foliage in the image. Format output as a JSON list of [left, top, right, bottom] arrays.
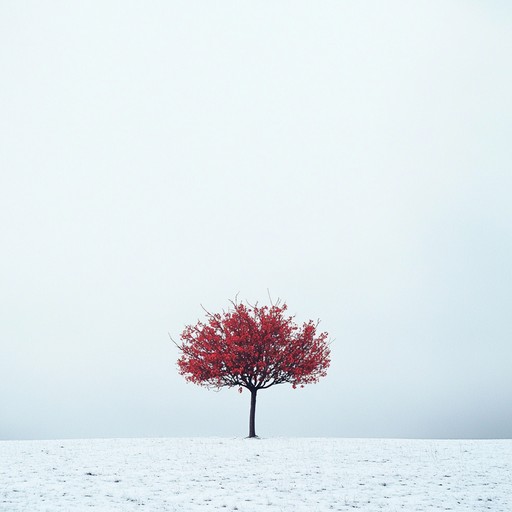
[[176, 301, 330, 392]]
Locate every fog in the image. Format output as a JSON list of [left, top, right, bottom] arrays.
[[1, 1, 511, 439]]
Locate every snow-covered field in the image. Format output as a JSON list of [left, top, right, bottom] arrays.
[[1, 437, 511, 511]]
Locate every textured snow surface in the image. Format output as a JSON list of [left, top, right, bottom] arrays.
[[1, 437, 511, 511]]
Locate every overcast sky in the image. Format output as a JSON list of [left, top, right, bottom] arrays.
[[1, 1, 511, 440]]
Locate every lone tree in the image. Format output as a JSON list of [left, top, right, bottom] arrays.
[[173, 299, 331, 438]]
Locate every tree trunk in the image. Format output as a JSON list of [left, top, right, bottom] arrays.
[[248, 388, 257, 438]]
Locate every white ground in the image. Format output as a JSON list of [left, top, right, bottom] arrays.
[[1, 437, 511, 511]]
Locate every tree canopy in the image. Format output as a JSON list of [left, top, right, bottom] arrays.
[[175, 300, 331, 437]]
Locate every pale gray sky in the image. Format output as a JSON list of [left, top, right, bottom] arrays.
[[1, 1, 511, 440]]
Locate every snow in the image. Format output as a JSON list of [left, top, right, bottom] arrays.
[[1, 437, 511, 511]]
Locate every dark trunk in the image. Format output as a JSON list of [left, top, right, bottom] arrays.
[[248, 388, 257, 438]]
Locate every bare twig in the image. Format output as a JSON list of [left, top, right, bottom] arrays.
[[168, 332, 181, 350]]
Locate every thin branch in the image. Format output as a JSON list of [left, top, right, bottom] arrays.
[[267, 288, 274, 306], [245, 298, 258, 309], [168, 332, 181, 350], [200, 303, 214, 317]]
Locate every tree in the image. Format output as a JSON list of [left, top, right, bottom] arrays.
[[173, 298, 331, 438]]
